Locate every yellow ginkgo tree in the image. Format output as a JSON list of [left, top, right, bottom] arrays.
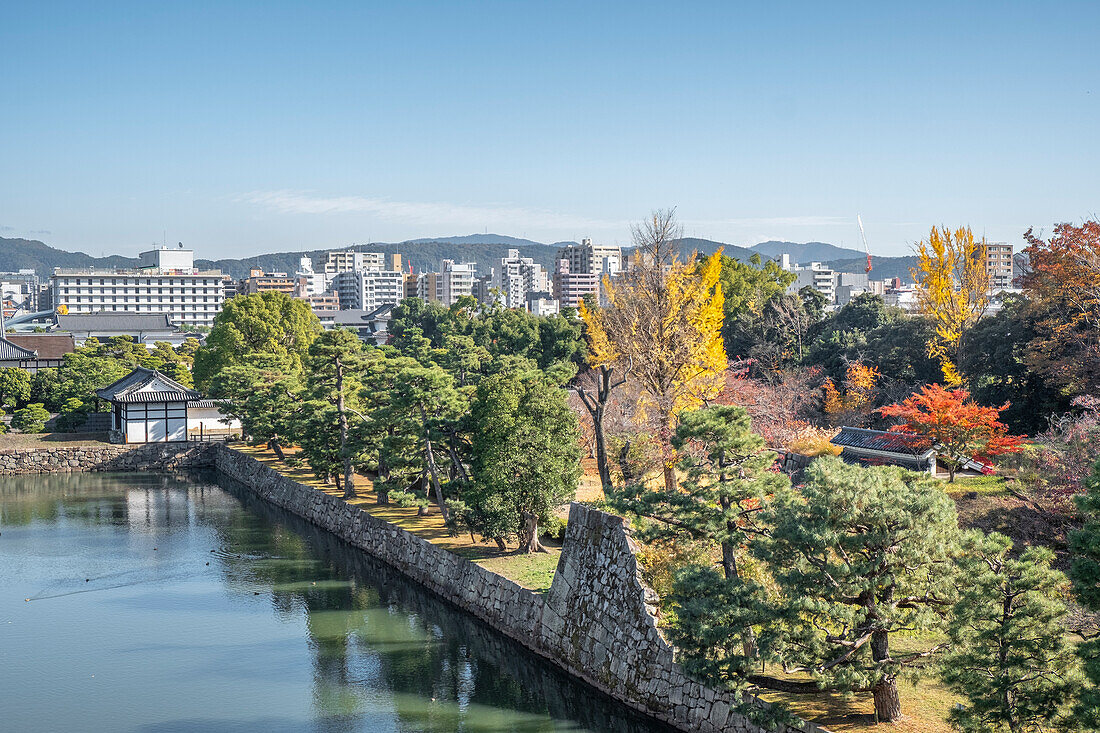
[[911, 225, 990, 386], [580, 209, 727, 492]]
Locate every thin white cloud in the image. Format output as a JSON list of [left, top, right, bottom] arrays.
[[236, 190, 624, 233]]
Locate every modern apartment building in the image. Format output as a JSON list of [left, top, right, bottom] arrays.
[[441, 260, 477, 305], [556, 238, 622, 278], [331, 269, 405, 311], [321, 250, 400, 275], [984, 242, 1014, 290], [50, 245, 226, 328], [552, 259, 600, 309], [237, 268, 295, 296]]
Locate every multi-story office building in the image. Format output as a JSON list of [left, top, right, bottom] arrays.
[[50, 245, 226, 328], [552, 259, 600, 309], [984, 242, 1014, 290], [331, 269, 404, 311], [556, 238, 622, 278]]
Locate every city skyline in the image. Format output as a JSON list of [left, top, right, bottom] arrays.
[[3, 1, 1098, 257]]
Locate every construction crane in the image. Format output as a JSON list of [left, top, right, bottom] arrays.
[[857, 214, 873, 273]]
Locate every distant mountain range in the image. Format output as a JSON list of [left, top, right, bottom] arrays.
[[0, 234, 918, 282]]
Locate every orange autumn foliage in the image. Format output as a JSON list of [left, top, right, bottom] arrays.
[[822, 362, 879, 416], [879, 384, 1024, 482]]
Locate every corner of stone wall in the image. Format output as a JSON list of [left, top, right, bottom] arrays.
[[548, 502, 818, 733]]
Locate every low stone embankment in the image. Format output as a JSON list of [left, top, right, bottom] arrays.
[[0, 443, 215, 474], [0, 442, 822, 733]]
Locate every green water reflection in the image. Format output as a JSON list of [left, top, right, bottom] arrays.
[[0, 471, 672, 733]]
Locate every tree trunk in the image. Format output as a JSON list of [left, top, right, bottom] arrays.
[[417, 405, 449, 521], [721, 534, 757, 659], [618, 440, 636, 484], [872, 678, 902, 723], [663, 461, 677, 493], [592, 412, 612, 491], [267, 439, 285, 461], [521, 511, 546, 553], [336, 358, 356, 499], [376, 449, 389, 505], [871, 629, 901, 722]]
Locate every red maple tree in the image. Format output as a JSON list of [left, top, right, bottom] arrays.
[[879, 384, 1024, 482]]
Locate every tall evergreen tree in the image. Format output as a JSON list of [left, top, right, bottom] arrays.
[[466, 368, 581, 553], [1069, 458, 1100, 727], [755, 457, 960, 722], [943, 531, 1083, 733], [300, 329, 368, 498]]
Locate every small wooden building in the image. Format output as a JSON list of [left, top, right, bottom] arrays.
[[97, 368, 200, 443], [830, 426, 937, 474]]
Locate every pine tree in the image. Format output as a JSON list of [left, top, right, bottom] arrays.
[[611, 403, 785, 577], [755, 456, 960, 722], [1069, 458, 1100, 727], [943, 531, 1083, 733], [300, 330, 368, 498]]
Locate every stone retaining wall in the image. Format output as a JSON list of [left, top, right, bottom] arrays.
[[211, 445, 819, 733], [0, 443, 215, 474]]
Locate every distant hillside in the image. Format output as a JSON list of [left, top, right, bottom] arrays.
[[675, 237, 759, 261], [752, 240, 864, 262], [0, 237, 141, 275], [3, 233, 916, 282]]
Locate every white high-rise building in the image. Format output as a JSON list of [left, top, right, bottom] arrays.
[[780, 254, 836, 303], [50, 245, 226, 328], [556, 238, 622, 278], [331, 269, 405, 311], [294, 256, 330, 296], [489, 249, 550, 309], [322, 249, 387, 275]]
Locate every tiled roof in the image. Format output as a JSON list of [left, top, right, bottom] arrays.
[[57, 313, 178, 331], [5, 333, 76, 360], [96, 367, 201, 403], [831, 426, 934, 458], [0, 335, 37, 361]]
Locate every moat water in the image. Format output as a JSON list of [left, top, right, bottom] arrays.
[[0, 471, 672, 733]]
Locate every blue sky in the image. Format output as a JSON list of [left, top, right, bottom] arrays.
[[2, 1, 1098, 258]]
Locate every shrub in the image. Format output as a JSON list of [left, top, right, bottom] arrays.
[[389, 489, 429, 514], [12, 403, 50, 433], [787, 426, 842, 457]]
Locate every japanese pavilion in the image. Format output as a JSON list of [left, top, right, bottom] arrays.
[[97, 367, 201, 443]]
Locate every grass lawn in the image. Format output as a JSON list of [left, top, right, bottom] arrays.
[[0, 432, 111, 449], [234, 443, 564, 592], [764, 676, 958, 733], [947, 474, 1009, 497]]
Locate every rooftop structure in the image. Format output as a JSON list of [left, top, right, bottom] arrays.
[[56, 312, 195, 347], [831, 426, 935, 473], [3, 333, 76, 372]]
